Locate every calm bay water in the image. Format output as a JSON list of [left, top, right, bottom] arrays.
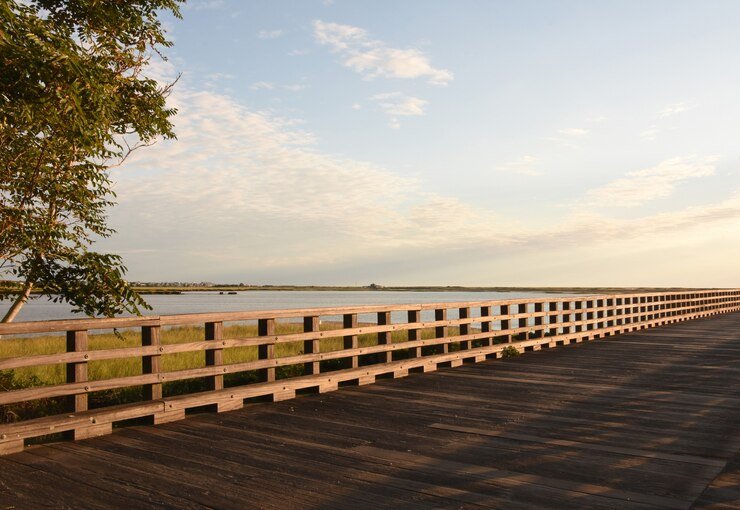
[[4, 290, 573, 323]]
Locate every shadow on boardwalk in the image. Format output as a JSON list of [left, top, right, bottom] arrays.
[[1, 313, 739, 509]]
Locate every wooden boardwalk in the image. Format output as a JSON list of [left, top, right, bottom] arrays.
[[1, 313, 739, 509]]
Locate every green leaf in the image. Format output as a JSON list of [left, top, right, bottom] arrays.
[[1, 0, 182, 321]]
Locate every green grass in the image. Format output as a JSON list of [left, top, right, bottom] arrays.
[[501, 345, 520, 358], [1, 323, 464, 423], [0, 323, 447, 384]]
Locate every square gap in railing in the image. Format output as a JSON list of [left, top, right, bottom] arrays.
[[2, 361, 66, 391], [319, 358, 347, 373], [312, 315, 345, 333], [88, 384, 146, 410], [224, 370, 261, 387], [185, 403, 220, 416], [24, 431, 68, 447], [221, 319, 259, 340], [318, 337, 346, 353], [160, 324, 205, 344], [162, 376, 208, 398], [1, 394, 67, 425], [161, 349, 208, 372], [357, 313, 379, 327], [296, 385, 322, 396]]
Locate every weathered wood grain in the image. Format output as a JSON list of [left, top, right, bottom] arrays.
[[1, 290, 739, 453], [65, 330, 88, 414], [205, 321, 224, 391], [1, 312, 739, 509], [142, 325, 162, 401], [2, 290, 732, 335]]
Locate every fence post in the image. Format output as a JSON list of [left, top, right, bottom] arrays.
[[142, 325, 162, 400], [548, 302, 559, 344], [303, 316, 320, 375], [435, 308, 448, 353], [518, 303, 528, 341], [378, 311, 393, 363], [574, 301, 584, 338], [67, 329, 110, 439], [343, 313, 359, 368], [205, 321, 224, 391], [407, 310, 422, 358], [257, 318, 276, 382], [585, 300, 594, 335], [500, 304, 511, 343], [562, 301, 571, 337], [459, 307, 470, 350], [533, 302, 544, 339], [480, 306, 492, 347], [66, 330, 88, 414]]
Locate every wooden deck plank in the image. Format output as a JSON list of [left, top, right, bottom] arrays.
[[52, 437, 402, 510], [97, 426, 498, 510], [164, 419, 659, 510], [0, 313, 738, 509], [237, 397, 724, 495], [195, 405, 717, 501], [693, 453, 740, 509], [355, 384, 739, 436]]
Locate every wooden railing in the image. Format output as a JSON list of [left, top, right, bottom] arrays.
[[1, 289, 739, 455]]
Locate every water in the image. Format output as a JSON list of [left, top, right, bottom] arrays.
[[3, 290, 572, 323]]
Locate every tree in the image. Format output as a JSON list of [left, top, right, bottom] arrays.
[[0, 0, 182, 322]]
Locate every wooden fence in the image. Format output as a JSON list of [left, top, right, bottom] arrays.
[[1, 289, 739, 455]]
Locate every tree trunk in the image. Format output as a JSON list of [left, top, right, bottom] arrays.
[[2, 281, 33, 323]]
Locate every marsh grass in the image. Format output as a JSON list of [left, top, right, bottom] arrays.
[[1, 323, 465, 422], [501, 345, 520, 358]]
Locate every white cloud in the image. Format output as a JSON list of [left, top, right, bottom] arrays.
[[141, 57, 181, 84], [113, 59, 740, 285], [351, 103, 362, 110], [582, 156, 718, 208], [249, 82, 306, 92], [640, 125, 660, 141], [203, 72, 234, 89], [112, 74, 515, 277], [258, 29, 285, 40], [313, 20, 453, 86], [370, 92, 427, 116], [206, 72, 234, 81], [553, 189, 740, 249], [558, 128, 589, 136], [543, 137, 581, 150], [288, 48, 311, 57], [497, 156, 540, 176], [185, 0, 224, 10], [544, 126, 590, 149], [249, 81, 275, 90], [369, 92, 426, 129], [659, 102, 690, 117]]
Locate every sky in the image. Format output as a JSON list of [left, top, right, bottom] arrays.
[[104, 0, 740, 287]]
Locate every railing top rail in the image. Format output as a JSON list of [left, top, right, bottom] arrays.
[[0, 316, 161, 335], [1, 288, 738, 336]]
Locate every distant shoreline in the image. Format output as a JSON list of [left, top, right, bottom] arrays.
[[0, 283, 722, 297], [133, 285, 713, 295]]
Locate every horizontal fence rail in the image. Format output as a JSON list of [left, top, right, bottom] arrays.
[[1, 289, 739, 455]]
